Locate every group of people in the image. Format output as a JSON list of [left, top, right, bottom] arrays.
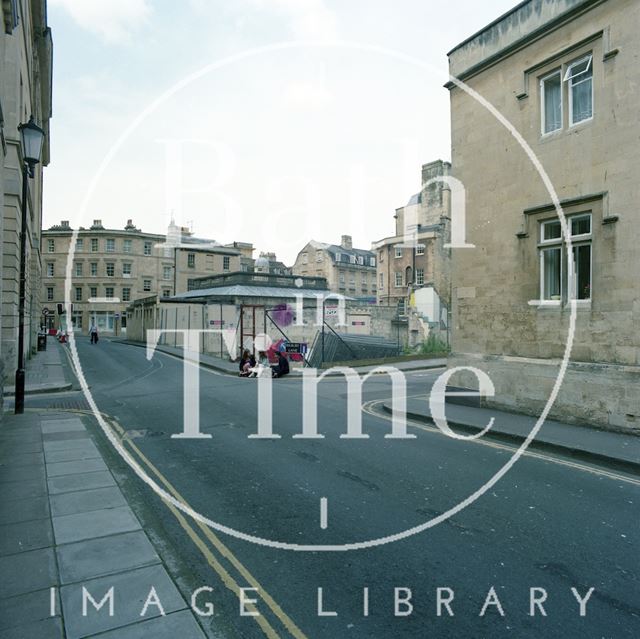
[[239, 349, 290, 378]]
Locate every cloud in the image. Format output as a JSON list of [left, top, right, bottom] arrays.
[[283, 80, 333, 109], [253, 0, 338, 40], [49, 0, 152, 44]]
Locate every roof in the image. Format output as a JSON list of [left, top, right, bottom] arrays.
[[172, 285, 338, 300], [406, 192, 422, 207]]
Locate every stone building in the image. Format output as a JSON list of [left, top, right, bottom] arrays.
[[446, 0, 639, 429], [291, 235, 377, 301], [42, 218, 249, 335], [373, 160, 452, 332], [1, 1, 53, 380]]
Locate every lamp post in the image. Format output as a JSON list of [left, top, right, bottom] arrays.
[[15, 116, 45, 414]]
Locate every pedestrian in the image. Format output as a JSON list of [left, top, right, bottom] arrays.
[[89, 322, 99, 344], [271, 351, 290, 378], [238, 349, 255, 377], [248, 351, 270, 378]]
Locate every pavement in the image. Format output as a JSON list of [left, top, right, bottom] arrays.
[[3, 337, 73, 396], [115, 338, 447, 376], [0, 342, 207, 638], [382, 396, 640, 473]]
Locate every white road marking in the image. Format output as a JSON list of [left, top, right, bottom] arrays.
[[320, 497, 328, 530]]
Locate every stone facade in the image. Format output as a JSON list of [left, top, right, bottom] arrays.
[[447, 0, 640, 429], [373, 160, 452, 339], [291, 235, 377, 300], [42, 219, 248, 335], [1, 1, 53, 382]]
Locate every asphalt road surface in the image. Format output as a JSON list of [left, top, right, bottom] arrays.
[[31, 338, 640, 638]]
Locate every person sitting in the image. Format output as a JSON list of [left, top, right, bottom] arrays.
[[248, 351, 270, 378], [239, 349, 256, 377], [271, 352, 290, 378]]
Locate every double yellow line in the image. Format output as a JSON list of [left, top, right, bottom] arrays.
[[85, 410, 308, 639]]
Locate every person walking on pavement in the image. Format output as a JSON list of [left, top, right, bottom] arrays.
[[89, 322, 99, 344]]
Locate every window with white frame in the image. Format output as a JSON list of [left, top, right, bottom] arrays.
[[350, 255, 356, 265], [334, 252, 341, 263], [123, 263, 132, 277], [394, 272, 403, 287], [75, 262, 82, 277], [339, 271, 345, 287], [370, 257, 376, 267], [394, 246, 402, 258], [106, 262, 115, 277], [541, 70, 562, 134], [397, 298, 406, 315], [416, 244, 425, 255], [123, 239, 132, 254], [90, 262, 98, 277], [223, 256, 230, 271], [378, 250, 384, 262], [46, 262, 54, 277], [316, 250, 324, 262], [144, 241, 152, 256], [163, 289, 171, 297], [91, 238, 98, 252], [106, 238, 115, 252], [47, 287, 54, 301], [75, 287, 82, 302], [76, 238, 83, 252], [122, 287, 131, 302], [379, 273, 384, 289], [187, 253, 195, 268], [539, 213, 592, 302], [163, 266, 172, 280], [143, 279, 151, 292], [416, 268, 424, 286], [565, 54, 593, 126], [90, 286, 97, 298], [47, 239, 55, 253], [349, 274, 355, 288], [105, 287, 114, 300]]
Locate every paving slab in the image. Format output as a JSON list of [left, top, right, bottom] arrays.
[[52, 505, 141, 545], [92, 609, 206, 638], [0, 518, 53, 556], [49, 486, 127, 517], [46, 458, 108, 478], [42, 431, 91, 443], [0, 452, 44, 468], [0, 548, 57, 598], [0, 495, 49, 524], [0, 463, 45, 484], [0, 442, 43, 456], [57, 530, 160, 584], [0, 588, 59, 631], [44, 438, 96, 453], [60, 564, 187, 639], [0, 616, 63, 639], [0, 477, 47, 501], [41, 420, 86, 435], [48, 470, 116, 495], [44, 445, 101, 464]]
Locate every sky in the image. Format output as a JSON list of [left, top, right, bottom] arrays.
[[44, 0, 518, 265]]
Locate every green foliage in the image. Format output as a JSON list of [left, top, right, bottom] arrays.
[[419, 334, 449, 354]]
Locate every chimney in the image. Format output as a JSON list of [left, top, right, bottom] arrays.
[[341, 235, 352, 250], [61, 220, 69, 228]]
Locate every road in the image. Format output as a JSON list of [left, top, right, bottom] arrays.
[[31, 338, 640, 638]]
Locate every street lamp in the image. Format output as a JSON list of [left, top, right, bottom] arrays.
[[15, 116, 45, 414]]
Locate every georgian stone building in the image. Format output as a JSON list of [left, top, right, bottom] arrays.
[[42, 219, 250, 335], [446, 0, 639, 429], [291, 235, 377, 301], [1, 1, 53, 381], [373, 160, 452, 329]]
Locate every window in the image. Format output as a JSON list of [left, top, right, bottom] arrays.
[[339, 271, 345, 287], [143, 279, 151, 292], [144, 241, 152, 256], [416, 244, 425, 255], [163, 266, 172, 280], [397, 298, 406, 316], [565, 55, 593, 126], [163, 289, 171, 297], [47, 239, 55, 253], [106, 262, 115, 277], [91, 238, 98, 252], [539, 214, 592, 302], [105, 287, 114, 300], [75, 262, 82, 277], [395, 246, 402, 258], [46, 262, 54, 277], [379, 273, 384, 289], [75, 287, 82, 302], [335, 252, 341, 263], [223, 256, 230, 271], [47, 287, 54, 301], [122, 287, 131, 302], [106, 238, 115, 252], [76, 238, 83, 252], [350, 255, 356, 265], [541, 70, 562, 134], [123, 239, 132, 254], [90, 262, 98, 277], [395, 272, 403, 287], [315, 250, 324, 262], [349, 274, 356, 288], [379, 250, 384, 262], [302, 253, 308, 264], [416, 268, 425, 286], [123, 263, 132, 277], [90, 286, 97, 298], [370, 257, 376, 267], [187, 253, 195, 268]]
